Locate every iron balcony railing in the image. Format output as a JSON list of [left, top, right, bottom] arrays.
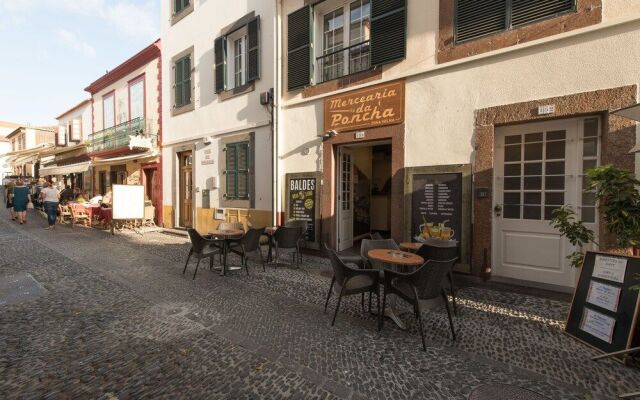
[[316, 40, 371, 83], [88, 117, 157, 153]]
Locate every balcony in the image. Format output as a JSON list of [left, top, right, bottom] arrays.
[[88, 117, 157, 154], [316, 40, 371, 83]]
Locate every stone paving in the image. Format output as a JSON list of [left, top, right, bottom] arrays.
[[1, 211, 639, 399]]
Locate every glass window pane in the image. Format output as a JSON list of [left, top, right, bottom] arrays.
[[504, 164, 521, 176], [524, 176, 542, 190], [547, 130, 566, 141], [581, 207, 596, 223], [523, 206, 541, 220], [525, 132, 543, 142], [546, 140, 565, 159], [504, 192, 520, 205], [545, 206, 560, 220], [583, 138, 598, 157], [546, 161, 565, 175], [546, 176, 564, 190], [505, 145, 521, 162], [524, 192, 541, 205], [583, 159, 597, 172], [545, 192, 564, 205], [505, 135, 521, 145], [524, 143, 543, 161], [524, 163, 542, 176], [504, 205, 520, 219], [504, 177, 521, 190], [582, 191, 596, 206], [584, 118, 598, 138]]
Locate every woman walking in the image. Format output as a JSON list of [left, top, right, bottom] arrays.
[[5, 183, 16, 220], [12, 179, 30, 224], [40, 182, 60, 230]]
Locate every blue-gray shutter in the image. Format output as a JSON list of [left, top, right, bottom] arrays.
[[214, 36, 226, 93], [287, 6, 312, 91], [511, 0, 575, 27], [247, 16, 261, 82], [370, 0, 407, 66]]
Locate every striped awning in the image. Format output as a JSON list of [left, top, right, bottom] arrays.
[[39, 161, 91, 176]]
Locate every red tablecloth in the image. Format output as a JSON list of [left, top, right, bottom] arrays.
[[97, 208, 112, 224]]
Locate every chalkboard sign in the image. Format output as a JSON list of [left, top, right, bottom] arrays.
[[286, 173, 320, 246], [566, 251, 640, 356]]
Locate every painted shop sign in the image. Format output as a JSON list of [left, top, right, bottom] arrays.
[[324, 80, 405, 133], [285, 172, 321, 247]]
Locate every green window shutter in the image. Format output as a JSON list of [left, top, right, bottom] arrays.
[[287, 6, 312, 91], [226, 144, 238, 199], [183, 56, 192, 105], [237, 143, 249, 199], [174, 59, 184, 107], [247, 16, 261, 82], [370, 0, 407, 66], [214, 36, 226, 93]]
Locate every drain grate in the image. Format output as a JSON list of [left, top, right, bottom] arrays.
[[469, 384, 551, 400], [0, 272, 47, 306]]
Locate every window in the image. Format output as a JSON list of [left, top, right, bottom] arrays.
[[70, 119, 82, 142], [580, 117, 600, 223], [455, 0, 576, 44], [103, 92, 115, 129], [129, 77, 145, 120], [174, 55, 191, 108], [225, 142, 250, 200], [318, 0, 371, 83], [174, 0, 190, 15], [214, 16, 261, 94]]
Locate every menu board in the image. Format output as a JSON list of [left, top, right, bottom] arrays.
[[411, 173, 462, 246], [286, 174, 318, 243], [565, 251, 640, 356]]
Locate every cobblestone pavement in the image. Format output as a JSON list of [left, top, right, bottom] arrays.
[[1, 211, 638, 399]]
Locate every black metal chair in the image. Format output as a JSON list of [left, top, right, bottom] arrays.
[[382, 258, 458, 350], [323, 244, 382, 328], [184, 228, 224, 280], [228, 227, 266, 273], [285, 220, 307, 264], [272, 226, 301, 267], [416, 243, 459, 315]]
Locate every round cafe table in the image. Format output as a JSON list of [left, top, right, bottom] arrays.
[[399, 242, 423, 253], [264, 227, 279, 262], [368, 249, 424, 330], [209, 229, 244, 275]]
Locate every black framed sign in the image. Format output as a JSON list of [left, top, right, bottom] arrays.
[[285, 172, 321, 248], [566, 251, 640, 357]]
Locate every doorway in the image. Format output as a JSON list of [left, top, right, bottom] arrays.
[[178, 151, 193, 228], [493, 117, 600, 288], [336, 142, 392, 251], [143, 165, 161, 224]]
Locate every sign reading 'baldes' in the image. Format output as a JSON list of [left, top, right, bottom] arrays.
[[324, 80, 405, 133]]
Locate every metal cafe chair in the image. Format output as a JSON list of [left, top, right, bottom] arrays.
[[382, 258, 458, 350], [184, 228, 224, 280], [323, 244, 382, 328]]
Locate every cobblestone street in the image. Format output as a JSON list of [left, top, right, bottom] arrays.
[[1, 212, 639, 399]]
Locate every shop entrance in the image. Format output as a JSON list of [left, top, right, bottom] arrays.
[[336, 141, 392, 251], [178, 151, 193, 228], [143, 164, 161, 224]]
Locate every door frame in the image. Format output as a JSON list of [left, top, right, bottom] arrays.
[[178, 150, 194, 228], [336, 146, 354, 251], [141, 162, 163, 226]]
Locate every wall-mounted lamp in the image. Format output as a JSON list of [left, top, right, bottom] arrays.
[[322, 130, 338, 140]]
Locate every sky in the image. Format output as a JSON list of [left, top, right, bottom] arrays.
[[0, 0, 160, 126]]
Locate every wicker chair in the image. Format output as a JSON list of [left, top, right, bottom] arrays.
[[228, 227, 266, 273], [416, 243, 459, 315], [324, 244, 381, 327], [184, 228, 224, 280], [285, 220, 308, 264], [361, 239, 400, 271], [382, 258, 458, 350]]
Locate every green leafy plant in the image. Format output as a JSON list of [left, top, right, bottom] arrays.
[[586, 165, 640, 248], [550, 206, 597, 269]]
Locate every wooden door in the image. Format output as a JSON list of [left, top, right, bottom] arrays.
[[144, 166, 162, 224], [337, 147, 354, 251], [179, 152, 193, 228]]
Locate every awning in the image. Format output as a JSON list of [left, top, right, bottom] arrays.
[[92, 150, 158, 166], [612, 104, 640, 153], [39, 161, 91, 176]]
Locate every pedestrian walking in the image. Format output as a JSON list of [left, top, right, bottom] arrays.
[[12, 179, 30, 224], [40, 182, 60, 230], [4, 182, 16, 220]]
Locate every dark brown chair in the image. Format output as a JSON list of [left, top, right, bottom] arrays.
[[416, 243, 459, 315], [228, 227, 266, 273], [184, 228, 224, 280], [272, 226, 301, 267], [285, 220, 308, 264], [324, 244, 381, 328], [382, 258, 458, 350]]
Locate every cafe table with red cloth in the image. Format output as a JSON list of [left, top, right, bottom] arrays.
[[96, 207, 113, 227], [68, 203, 101, 224], [367, 249, 424, 330], [209, 229, 244, 275]]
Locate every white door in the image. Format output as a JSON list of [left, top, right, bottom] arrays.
[[493, 117, 600, 288], [337, 147, 354, 251]]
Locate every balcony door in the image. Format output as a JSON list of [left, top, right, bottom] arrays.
[[179, 151, 194, 228]]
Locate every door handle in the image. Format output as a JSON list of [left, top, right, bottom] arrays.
[[494, 204, 502, 217]]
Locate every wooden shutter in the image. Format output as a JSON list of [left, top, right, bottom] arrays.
[[247, 16, 261, 82], [455, 0, 507, 43], [214, 36, 227, 93], [511, 0, 575, 27], [225, 144, 237, 198], [184, 56, 192, 105], [175, 59, 184, 106], [287, 6, 312, 91], [370, 0, 407, 66], [57, 126, 67, 146], [237, 143, 250, 199]]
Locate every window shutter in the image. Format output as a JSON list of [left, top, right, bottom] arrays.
[[175, 59, 183, 106], [455, 0, 507, 43], [214, 36, 227, 93], [184, 56, 192, 105], [511, 0, 575, 27], [370, 0, 407, 66], [238, 143, 249, 199], [226, 144, 237, 198], [247, 16, 261, 82], [287, 6, 312, 91]]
